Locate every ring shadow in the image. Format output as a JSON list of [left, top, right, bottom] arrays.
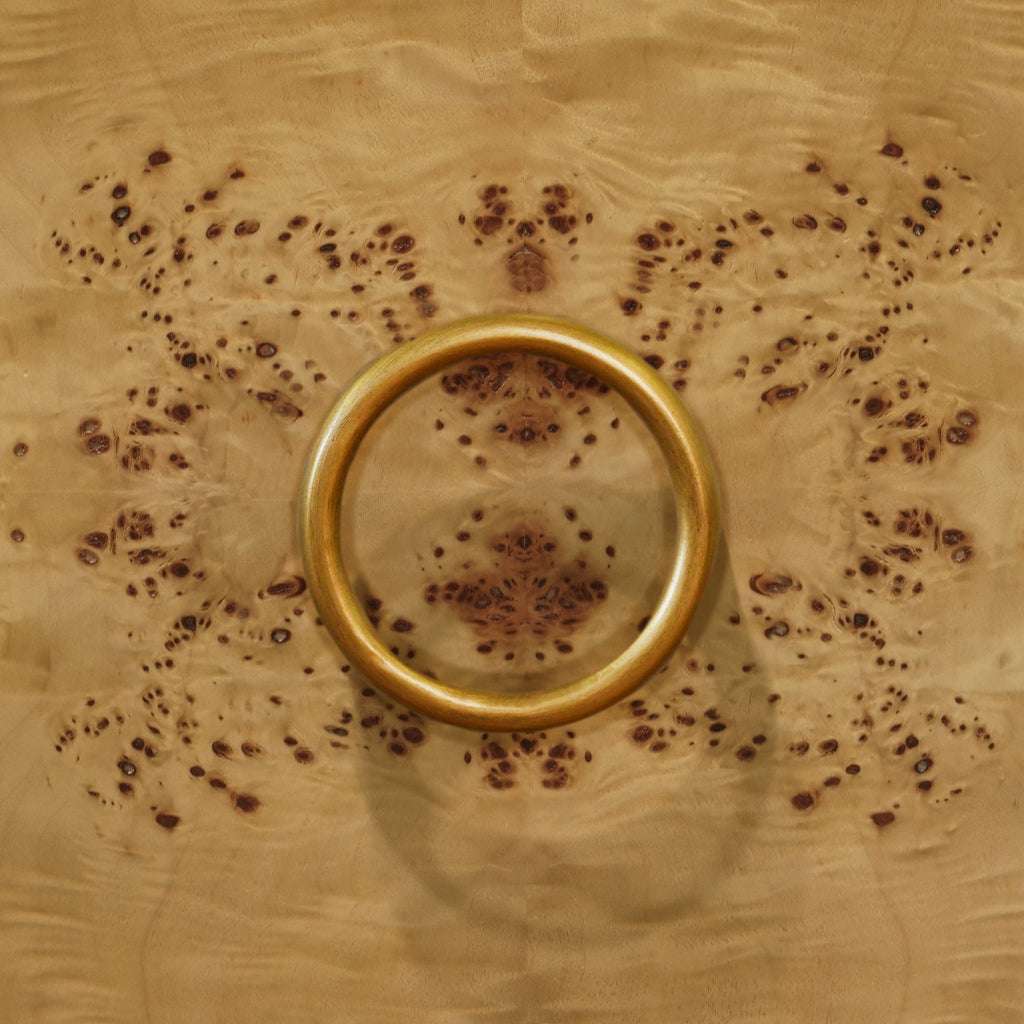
[[350, 536, 778, 937]]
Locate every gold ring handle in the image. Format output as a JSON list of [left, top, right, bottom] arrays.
[[298, 314, 719, 731]]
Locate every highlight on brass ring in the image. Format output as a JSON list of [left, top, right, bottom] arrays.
[[298, 314, 719, 732]]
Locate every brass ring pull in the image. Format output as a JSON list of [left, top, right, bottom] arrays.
[[299, 314, 719, 731]]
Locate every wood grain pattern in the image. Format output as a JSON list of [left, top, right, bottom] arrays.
[[1, 2, 1022, 1021]]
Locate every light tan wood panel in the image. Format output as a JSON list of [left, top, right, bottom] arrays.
[[1, 2, 1022, 1021]]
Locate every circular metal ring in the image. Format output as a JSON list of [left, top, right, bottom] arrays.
[[298, 314, 719, 731]]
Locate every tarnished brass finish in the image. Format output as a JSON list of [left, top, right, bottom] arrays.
[[299, 314, 719, 731]]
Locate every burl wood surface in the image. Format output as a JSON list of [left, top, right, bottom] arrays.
[[1, 2, 1022, 1021]]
